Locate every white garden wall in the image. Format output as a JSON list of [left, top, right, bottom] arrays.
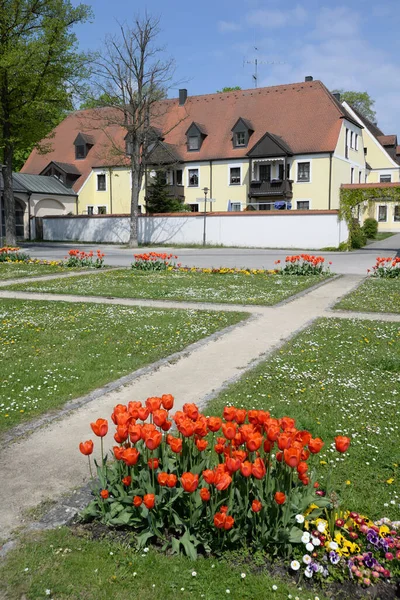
[[42, 211, 348, 250]]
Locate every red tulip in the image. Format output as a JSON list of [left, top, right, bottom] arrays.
[[121, 447, 140, 466], [223, 406, 237, 421], [181, 472, 199, 493], [283, 447, 301, 468], [308, 437, 324, 454], [195, 438, 208, 452], [240, 461, 252, 477], [145, 430, 162, 450], [183, 403, 199, 421], [335, 436, 351, 453], [147, 458, 159, 469], [251, 457, 266, 479], [202, 469, 216, 484], [138, 407, 150, 421], [79, 440, 94, 455], [113, 446, 124, 460], [251, 499, 262, 512], [90, 418, 108, 437], [214, 512, 226, 529], [200, 487, 211, 501], [222, 421, 237, 440], [246, 432, 263, 452], [207, 416, 222, 432], [122, 476, 132, 486], [143, 493, 155, 509], [133, 495, 142, 507], [157, 472, 169, 486], [146, 396, 162, 412], [169, 437, 183, 453], [161, 394, 174, 410], [214, 471, 232, 491], [167, 474, 177, 488], [274, 491, 286, 505], [224, 515, 234, 530], [100, 489, 109, 499]]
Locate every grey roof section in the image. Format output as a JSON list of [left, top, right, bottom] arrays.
[[52, 161, 81, 175], [0, 171, 28, 193], [13, 173, 77, 196]]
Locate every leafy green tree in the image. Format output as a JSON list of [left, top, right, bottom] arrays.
[[332, 89, 377, 123], [146, 171, 189, 213], [216, 86, 242, 93], [0, 0, 92, 244], [80, 92, 122, 110]]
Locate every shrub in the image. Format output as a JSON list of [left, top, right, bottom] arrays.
[[63, 249, 105, 268], [131, 252, 178, 271], [349, 220, 367, 249], [79, 396, 334, 559], [369, 256, 400, 278], [362, 218, 378, 239], [275, 254, 331, 275]]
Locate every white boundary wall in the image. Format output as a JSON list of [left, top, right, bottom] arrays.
[[42, 211, 348, 250]]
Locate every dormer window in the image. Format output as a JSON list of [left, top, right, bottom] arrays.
[[231, 117, 254, 149], [188, 135, 200, 151], [73, 132, 94, 160], [186, 122, 207, 152], [235, 132, 246, 147]]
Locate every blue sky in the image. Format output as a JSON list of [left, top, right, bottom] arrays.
[[73, 0, 400, 134]]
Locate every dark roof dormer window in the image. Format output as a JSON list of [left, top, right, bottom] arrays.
[[73, 132, 94, 160], [186, 122, 207, 152], [231, 117, 254, 149]]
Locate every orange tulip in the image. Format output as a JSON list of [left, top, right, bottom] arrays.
[[133, 495, 142, 507], [222, 422, 237, 440], [207, 416, 222, 432], [122, 476, 132, 486], [143, 494, 155, 509], [90, 418, 108, 437], [277, 432, 293, 451], [79, 440, 94, 455], [122, 447, 140, 466], [276, 451, 283, 462], [195, 438, 208, 452], [114, 411, 131, 427], [225, 456, 241, 473], [224, 515, 235, 530], [202, 469, 216, 484], [193, 418, 208, 437], [235, 409, 247, 424], [157, 472, 169, 486], [181, 472, 199, 493], [179, 419, 195, 437], [220, 505, 229, 514], [138, 407, 150, 421], [240, 461, 252, 477], [267, 425, 280, 442], [127, 401, 142, 419], [214, 443, 225, 455], [335, 436, 351, 453], [183, 403, 199, 421], [169, 437, 183, 453], [116, 424, 129, 442], [100, 489, 109, 499], [251, 499, 262, 512], [263, 439, 274, 453], [280, 416, 296, 430], [161, 420, 172, 432], [297, 461, 308, 476], [161, 394, 174, 410], [145, 430, 162, 451], [223, 406, 237, 421], [113, 446, 124, 460], [214, 512, 226, 529], [147, 458, 159, 470], [129, 423, 142, 444], [308, 437, 324, 454], [167, 474, 177, 488], [153, 409, 168, 428], [251, 457, 266, 479], [200, 487, 211, 501], [246, 432, 263, 452], [274, 491, 286, 505], [283, 447, 301, 468], [214, 471, 232, 491], [146, 396, 162, 412], [111, 404, 127, 424]]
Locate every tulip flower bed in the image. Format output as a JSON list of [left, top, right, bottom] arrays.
[[275, 255, 331, 276], [6, 269, 330, 306], [370, 256, 400, 278], [64, 248, 106, 268], [132, 252, 179, 271], [79, 396, 346, 560]]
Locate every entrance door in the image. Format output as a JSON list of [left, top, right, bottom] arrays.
[[0, 198, 25, 239]]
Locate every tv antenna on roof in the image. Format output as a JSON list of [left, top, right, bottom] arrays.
[[244, 47, 285, 88]]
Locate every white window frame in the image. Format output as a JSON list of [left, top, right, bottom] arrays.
[[379, 173, 392, 183], [235, 131, 246, 147], [188, 135, 200, 151], [97, 205, 107, 215], [86, 205, 94, 216], [228, 164, 242, 186], [187, 166, 200, 188], [296, 199, 311, 210], [96, 172, 107, 192], [377, 205, 388, 222], [296, 161, 311, 183], [230, 202, 242, 211]]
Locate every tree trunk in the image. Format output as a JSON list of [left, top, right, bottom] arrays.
[[2, 144, 16, 246], [128, 147, 142, 248]]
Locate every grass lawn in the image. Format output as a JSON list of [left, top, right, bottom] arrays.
[[0, 299, 246, 433], [0, 527, 328, 600], [5, 270, 330, 306], [207, 318, 400, 519], [334, 278, 400, 313], [0, 262, 76, 280], [374, 232, 395, 242]]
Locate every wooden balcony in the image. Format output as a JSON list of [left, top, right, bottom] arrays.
[[249, 179, 293, 198]]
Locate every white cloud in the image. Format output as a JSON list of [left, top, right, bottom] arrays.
[[218, 21, 241, 33], [246, 5, 307, 28]]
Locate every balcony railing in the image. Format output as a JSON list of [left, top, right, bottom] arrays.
[[249, 179, 293, 198], [167, 184, 185, 199]]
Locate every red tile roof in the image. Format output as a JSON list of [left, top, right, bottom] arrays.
[[377, 134, 397, 146], [22, 80, 356, 191]]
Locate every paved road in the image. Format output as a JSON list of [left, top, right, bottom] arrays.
[[20, 234, 400, 275]]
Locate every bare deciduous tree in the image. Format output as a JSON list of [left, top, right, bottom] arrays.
[[92, 15, 177, 248]]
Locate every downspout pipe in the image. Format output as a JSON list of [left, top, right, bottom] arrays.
[[209, 160, 213, 212], [328, 152, 333, 210], [28, 193, 32, 240]]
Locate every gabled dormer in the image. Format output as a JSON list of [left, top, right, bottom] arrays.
[[185, 122, 207, 152], [73, 133, 94, 160], [247, 131, 293, 158], [231, 118, 254, 148]]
